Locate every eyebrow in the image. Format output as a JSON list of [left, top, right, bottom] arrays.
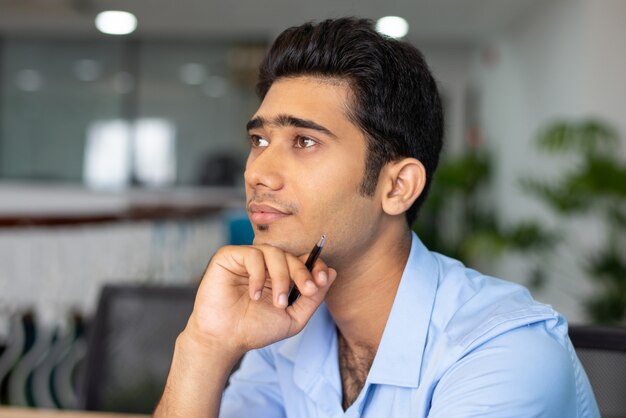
[[246, 114, 337, 138]]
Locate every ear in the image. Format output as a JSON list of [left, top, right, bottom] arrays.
[[380, 158, 426, 217]]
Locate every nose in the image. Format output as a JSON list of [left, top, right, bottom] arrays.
[[244, 145, 285, 191]]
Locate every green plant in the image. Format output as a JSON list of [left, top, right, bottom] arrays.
[[413, 148, 555, 279], [521, 120, 626, 324]]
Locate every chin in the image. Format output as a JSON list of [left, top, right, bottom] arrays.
[[252, 234, 308, 256]]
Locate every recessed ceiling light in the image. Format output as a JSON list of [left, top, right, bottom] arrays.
[[95, 11, 137, 36], [375, 16, 409, 39]]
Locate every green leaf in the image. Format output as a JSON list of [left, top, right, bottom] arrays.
[[460, 230, 509, 260], [587, 247, 626, 286], [504, 221, 559, 251], [537, 120, 619, 155], [433, 151, 491, 193], [519, 178, 590, 213], [586, 291, 626, 324]]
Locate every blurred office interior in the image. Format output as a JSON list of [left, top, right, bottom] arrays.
[[0, 0, 625, 414]]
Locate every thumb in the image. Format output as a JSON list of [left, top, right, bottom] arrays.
[[285, 268, 337, 334]]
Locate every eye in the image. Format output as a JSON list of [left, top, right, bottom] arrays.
[[294, 135, 317, 149], [250, 135, 269, 148]]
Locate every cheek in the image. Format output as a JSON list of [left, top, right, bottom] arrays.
[[310, 145, 369, 212], [306, 171, 378, 236], [319, 147, 365, 188], [303, 157, 362, 211]]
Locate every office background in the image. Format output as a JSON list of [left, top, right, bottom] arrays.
[[0, 0, 625, 413]]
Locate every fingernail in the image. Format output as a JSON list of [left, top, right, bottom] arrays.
[[278, 293, 287, 307], [317, 270, 328, 285], [254, 290, 262, 301], [305, 280, 318, 292]]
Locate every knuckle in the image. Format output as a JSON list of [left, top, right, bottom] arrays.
[[248, 246, 264, 255], [214, 245, 230, 257], [263, 245, 284, 257], [294, 266, 312, 281], [271, 271, 290, 287], [314, 258, 328, 268]]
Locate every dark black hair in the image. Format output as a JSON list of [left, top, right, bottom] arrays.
[[256, 17, 444, 226]]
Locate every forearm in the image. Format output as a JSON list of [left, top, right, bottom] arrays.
[[153, 329, 241, 418]]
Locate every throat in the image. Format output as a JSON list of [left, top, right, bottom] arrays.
[[337, 330, 376, 411]]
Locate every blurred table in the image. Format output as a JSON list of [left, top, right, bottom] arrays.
[[0, 408, 149, 418]]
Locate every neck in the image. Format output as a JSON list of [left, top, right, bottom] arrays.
[[325, 219, 412, 352]]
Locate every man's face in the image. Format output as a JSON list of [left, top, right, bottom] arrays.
[[245, 76, 381, 262]]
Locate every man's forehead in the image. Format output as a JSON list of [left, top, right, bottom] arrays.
[[250, 76, 356, 131]]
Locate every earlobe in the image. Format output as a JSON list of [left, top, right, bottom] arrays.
[[382, 159, 426, 216]]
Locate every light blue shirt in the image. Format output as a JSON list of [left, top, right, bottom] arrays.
[[220, 233, 600, 417]]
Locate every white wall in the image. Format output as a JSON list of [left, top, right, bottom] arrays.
[[471, 0, 626, 323], [584, 0, 626, 152], [420, 45, 474, 154]]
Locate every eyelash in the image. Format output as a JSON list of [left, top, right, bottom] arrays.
[[249, 135, 268, 148], [294, 135, 317, 149], [249, 135, 318, 149]]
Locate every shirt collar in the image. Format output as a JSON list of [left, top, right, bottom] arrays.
[[277, 231, 439, 389], [278, 306, 344, 415], [277, 302, 333, 363], [367, 231, 439, 388]]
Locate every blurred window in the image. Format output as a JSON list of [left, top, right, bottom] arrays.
[[84, 119, 132, 190], [0, 39, 265, 187], [134, 118, 176, 187], [0, 39, 125, 182]]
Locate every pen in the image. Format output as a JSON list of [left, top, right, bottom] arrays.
[[287, 234, 326, 306]]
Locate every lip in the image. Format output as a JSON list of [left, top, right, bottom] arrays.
[[248, 203, 291, 225]]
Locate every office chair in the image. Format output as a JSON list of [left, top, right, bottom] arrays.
[[569, 325, 626, 418], [79, 284, 197, 413]]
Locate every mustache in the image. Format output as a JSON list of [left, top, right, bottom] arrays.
[[246, 193, 299, 215]]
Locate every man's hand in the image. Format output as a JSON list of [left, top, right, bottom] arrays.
[[186, 244, 337, 357], [154, 244, 336, 418]]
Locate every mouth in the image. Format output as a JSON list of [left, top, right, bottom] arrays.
[[247, 203, 292, 225]]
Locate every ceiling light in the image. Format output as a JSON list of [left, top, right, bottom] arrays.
[[95, 11, 137, 35], [375, 16, 409, 39]]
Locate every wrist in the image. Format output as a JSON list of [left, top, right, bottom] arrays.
[[178, 325, 244, 368], [155, 327, 240, 418]]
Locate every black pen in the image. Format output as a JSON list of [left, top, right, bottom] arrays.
[[287, 234, 326, 306]]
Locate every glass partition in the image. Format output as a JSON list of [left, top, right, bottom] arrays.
[[0, 38, 265, 187]]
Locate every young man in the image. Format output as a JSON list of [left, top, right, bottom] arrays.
[[155, 18, 599, 417]]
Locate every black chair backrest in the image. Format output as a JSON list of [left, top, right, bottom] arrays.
[[79, 284, 197, 414], [569, 325, 626, 418]]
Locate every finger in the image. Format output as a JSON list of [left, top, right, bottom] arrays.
[[310, 262, 329, 288], [286, 268, 337, 333], [259, 246, 292, 308], [297, 254, 330, 288], [240, 247, 270, 302], [285, 253, 318, 298]]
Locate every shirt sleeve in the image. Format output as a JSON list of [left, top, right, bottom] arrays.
[[219, 347, 286, 418], [427, 323, 591, 418]]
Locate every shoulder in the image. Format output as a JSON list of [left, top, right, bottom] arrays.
[[428, 323, 581, 417], [422, 254, 598, 417], [428, 252, 564, 352]]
